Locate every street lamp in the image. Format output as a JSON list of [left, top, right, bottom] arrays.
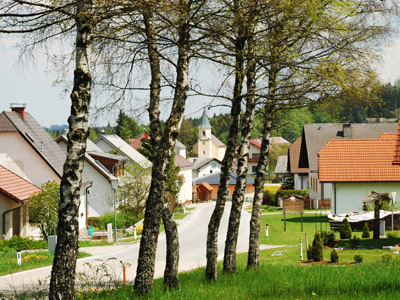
[[110, 178, 119, 243], [391, 192, 397, 231]]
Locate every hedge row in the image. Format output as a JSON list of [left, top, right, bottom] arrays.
[[264, 189, 309, 206]]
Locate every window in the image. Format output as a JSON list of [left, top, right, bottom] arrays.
[[210, 170, 213, 174], [211, 163, 216, 168], [203, 131, 206, 136], [203, 151, 206, 155], [252, 166, 257, 174], [252, 153, 260, 159]]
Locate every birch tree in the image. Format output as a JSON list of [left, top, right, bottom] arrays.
[[0, 1, 124, 297]]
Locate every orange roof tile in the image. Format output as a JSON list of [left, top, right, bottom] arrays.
[[393, 118, 400, 164], [378, 133, 397, 140], [0, 166, 41, 202], [318, 137, 400, 182]]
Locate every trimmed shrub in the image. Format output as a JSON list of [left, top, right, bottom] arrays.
[[98, 211, 140, 230], [362, 222, 370, 238], [311, 231, 324, 262], [330, 249, 339, 263], [0, 236, 47, 250], [340, 218, 352, 239], [307, 245, 312, 260], [321, 231, 336, 245], [354, 254, 363, 263]]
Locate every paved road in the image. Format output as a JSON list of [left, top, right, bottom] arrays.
[[0, 201, 251, 293]]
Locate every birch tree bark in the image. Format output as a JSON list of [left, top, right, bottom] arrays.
[[134, 0, 190, 294], [49, 1, 93, 298], [223, 25, 257, 272], [205, 0, 246, 281]]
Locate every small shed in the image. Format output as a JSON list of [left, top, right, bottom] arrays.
[[194, 182, 214, 202]]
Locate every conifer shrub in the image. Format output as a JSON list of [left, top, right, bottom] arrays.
[[362, 222, 370, 238], [340, 218, 352, 239], [354, 254, 363, 263], [311, 231, 324, 262], [307, 245, 312, 260], [330, 249, 339, 263]]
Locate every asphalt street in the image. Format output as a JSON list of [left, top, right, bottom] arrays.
[[0, 201, 251, 294]]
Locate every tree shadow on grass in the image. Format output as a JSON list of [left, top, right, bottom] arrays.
[[281, 215, 328, 224]]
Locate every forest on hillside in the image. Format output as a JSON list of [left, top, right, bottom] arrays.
[[47, 80, 400, 152]]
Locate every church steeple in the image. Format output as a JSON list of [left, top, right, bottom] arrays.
[[199, 108, 212, 129]]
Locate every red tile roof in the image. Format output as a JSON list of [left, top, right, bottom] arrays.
[[174, 153, 193, 168], [0, 166, 41, 202], [129, 133, 150, 150], [250, 139, 261, 148], [393, 118, 400, 164], [318, 137, 400, 182]]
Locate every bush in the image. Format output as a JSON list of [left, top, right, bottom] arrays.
[[386, 231, 400, 238], [330, 249, 339, 263], [88, 217, 101, 228], [349, 235, 360, 248], [0, 236, 47, 250], [321, 231, 336, 245], [98, 211, 140, 230], [311, 231, 324, 262], [307, 245, 312, 260], [354, 254, 363, 263], [362, 222, 370, 238], [263, 190, 276, 205], [381, 253, 393, 262], [340, 218, 352, 239]]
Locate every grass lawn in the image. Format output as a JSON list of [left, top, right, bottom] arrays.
[[0, 248, 90, 276], [76, 212, 400, 300]]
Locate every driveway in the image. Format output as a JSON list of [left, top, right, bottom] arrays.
[[0, 201, 251, 293]]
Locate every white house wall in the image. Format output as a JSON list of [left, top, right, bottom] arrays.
[[196, 162, 222, 178], [0, 132, 60, 185], [333, 182, 400, 214], [178, 167, 192, 203]]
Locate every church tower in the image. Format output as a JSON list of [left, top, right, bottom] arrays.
[[197, 108, 212, 158]]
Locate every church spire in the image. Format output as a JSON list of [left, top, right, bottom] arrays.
[[199, 107, 212, 129]]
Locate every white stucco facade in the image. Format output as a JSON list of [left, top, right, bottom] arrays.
[[177, 167, 192, 203], [191, 160, 222, 178], [0, 132, 60, 185], [332, 182, 400, 214]]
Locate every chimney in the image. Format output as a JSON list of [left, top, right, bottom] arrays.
[[343, 123, 351, 138], [10, 103, 26, 120]]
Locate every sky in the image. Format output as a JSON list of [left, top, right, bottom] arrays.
[[1, 38, 400, 128]]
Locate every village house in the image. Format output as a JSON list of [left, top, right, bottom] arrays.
[[318, 133, 400, 214], [296, 123, 398, 207], [0, 104, 91, 239], [57, 135, 126, 217]]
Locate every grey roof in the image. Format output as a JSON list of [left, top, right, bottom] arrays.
[[56, 135, 120, 181], [1, 111, 66, 178], [94, 134, 152, 169], [274, 155, 288, 174], [175, 140, 186, 149], [198, 109, 212, 129], [299, 123, 398, 172], [194, 171, 255, 185], [175, 153, 193, 168], [188, 157, 220, 170], [86, 139, 104, 152]]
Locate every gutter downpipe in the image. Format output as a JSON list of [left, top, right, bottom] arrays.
[[85, 183, 93, 229], [333, 183, 337, 214], [3, 204, 23, 239]]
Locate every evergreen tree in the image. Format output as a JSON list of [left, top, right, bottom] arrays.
[[115, 109, 141, 141], [340, 218, 352, 239], [362, 222, 370, 238], [311, 231, 324, 262], [330, 249, 339, 263]]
